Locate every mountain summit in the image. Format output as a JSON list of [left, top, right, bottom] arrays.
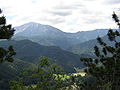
[[15, 22, 63, 37], [14, 22, 109, 49]]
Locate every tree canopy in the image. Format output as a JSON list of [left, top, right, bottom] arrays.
[[0, 8, 16, 63]]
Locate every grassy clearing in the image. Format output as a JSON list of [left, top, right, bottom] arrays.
[[54, 74, 70, 80], [72, 72, 86, 76]]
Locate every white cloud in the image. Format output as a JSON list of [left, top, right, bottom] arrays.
[[0, 0, 120, 32]]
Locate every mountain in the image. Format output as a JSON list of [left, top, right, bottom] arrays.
[[13, 22, 109, 49], [68, 38, 98, 56], [68, 34, 117, 56], [0, 40, 87, 73], [66, 29, 109, 42], [14, 22, 71, 49]]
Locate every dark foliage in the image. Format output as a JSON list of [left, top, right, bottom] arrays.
[[0, 9, 16, 63], [80, 12, 120, 90]]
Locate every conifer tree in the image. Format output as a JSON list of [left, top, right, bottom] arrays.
[[80, 12, 120, 90], [10, 57, 64, 90], [0, 9, 16, 63]]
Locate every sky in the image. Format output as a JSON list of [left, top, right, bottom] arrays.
[[0, 0, 120, 32]]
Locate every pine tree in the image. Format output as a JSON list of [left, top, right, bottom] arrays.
[[0, 9, 16, 63], [80, 12, 120, 90], [10, 57, 64, 90]]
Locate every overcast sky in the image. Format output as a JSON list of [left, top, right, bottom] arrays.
[[0, 0, 120, 32]]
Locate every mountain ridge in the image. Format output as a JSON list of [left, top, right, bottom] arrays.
[[13, 22, 110, 49], [0, 40, 87, 73]]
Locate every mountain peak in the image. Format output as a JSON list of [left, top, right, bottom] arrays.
[[15, 22, 64, 36], [24, 22, 42, 26]]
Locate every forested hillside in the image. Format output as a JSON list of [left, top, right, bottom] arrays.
[[0, 40, 85, 73]]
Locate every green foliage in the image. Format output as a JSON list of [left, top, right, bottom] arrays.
[[0, 59, 35, 90], [10, 57, 65, 90], [0, 59, 35, 79], [80, 12, 120, 90], [0, 9, 15, 39], [0, 8, 16, 63], [10, 78, 24, 90]]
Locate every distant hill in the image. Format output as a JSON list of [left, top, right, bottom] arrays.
[[13, 22, 109, 49], [0, 40, 89, 73], [68, 34, 117, 56], [68, 38, 98, 56]]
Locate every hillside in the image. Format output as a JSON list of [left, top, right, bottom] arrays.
[[68, 34, 117, 56], [0, 59, 35, 90], [0, 59, 35, 79], [0, 40, 87, 73]]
